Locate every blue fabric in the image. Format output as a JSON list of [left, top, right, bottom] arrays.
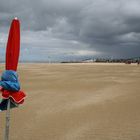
[[0, 99, 18, 111], [0, 70, 20, 91]]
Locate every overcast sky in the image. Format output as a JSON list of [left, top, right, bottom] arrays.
[[0, 0, 140, 61]]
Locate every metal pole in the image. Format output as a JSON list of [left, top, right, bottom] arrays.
[[4, 99, 11, 140]]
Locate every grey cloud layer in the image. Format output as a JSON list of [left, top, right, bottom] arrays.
[[0, 0, 140, 61]]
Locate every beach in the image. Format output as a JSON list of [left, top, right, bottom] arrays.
[[0, 63, 140, 140]]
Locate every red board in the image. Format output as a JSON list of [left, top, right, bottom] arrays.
[[6, 18, 20, 71]]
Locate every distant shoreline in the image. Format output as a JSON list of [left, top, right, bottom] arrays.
[[16, 62, 140, 66], [0, 62, 139, 66]]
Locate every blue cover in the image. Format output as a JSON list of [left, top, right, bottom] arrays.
[[0, 70, 20, 91], [0, 99, 18, 111]]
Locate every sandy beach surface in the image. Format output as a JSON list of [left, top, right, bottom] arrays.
[[0, 63, 140, 140]]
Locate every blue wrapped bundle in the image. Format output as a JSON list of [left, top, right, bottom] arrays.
[[0, 70, 20, 91]]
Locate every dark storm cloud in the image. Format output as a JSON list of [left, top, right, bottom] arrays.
[[0, 0, 140, 61]]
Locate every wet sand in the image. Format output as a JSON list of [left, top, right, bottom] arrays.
[[0, 63, 140, 140]]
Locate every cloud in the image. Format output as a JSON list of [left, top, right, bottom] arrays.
[[0, 0, 140, 61], [73, 50, 100, 56]]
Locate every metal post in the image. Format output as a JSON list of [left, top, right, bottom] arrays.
[[4, 99, 11, 140]]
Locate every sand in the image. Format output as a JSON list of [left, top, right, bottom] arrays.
[[0, 63, 140, 140]]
